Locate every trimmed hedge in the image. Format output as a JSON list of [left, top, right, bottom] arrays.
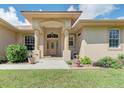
[[6, 44, 28, 63]]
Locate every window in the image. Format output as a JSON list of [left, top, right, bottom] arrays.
[[25, 35, 34, 50], [78, 33, 81, 37], [109, 29, 120, 48], [69, 35, 75, 47], [47, 32, 58, 38]]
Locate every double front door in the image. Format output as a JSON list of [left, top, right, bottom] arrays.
[[47, 40, 58, 56]]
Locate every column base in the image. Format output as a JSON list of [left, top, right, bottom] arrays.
[[63, 50, 71, 61], [40, 50, 44, 58], [33, 50, 41, 62]]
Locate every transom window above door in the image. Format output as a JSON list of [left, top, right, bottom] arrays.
[[109, 29, 120, 48], [47, 32, 58, 38]]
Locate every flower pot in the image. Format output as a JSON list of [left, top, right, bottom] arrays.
[[72, 63, 80, 67], [72, 58, 80, 67], [28, 58, 35, 64]]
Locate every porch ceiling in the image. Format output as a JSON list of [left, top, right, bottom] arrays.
[[21, 11, 82, 25]]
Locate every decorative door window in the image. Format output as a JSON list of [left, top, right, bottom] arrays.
[[47, 32, 58, 38]]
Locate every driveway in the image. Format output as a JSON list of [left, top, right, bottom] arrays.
[[0, 58, 70, 69]]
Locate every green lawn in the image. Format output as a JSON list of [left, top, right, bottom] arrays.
[[0, 69, 124, 88]]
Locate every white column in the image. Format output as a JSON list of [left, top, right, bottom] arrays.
[[64, 29, 69, 50], [39, 32, 44, 58], [34, 30, 39, 50], [33, 29, 40, 62], [63, 28, 71, 61]]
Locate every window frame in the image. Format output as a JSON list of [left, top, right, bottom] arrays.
[[108, 28, 121, 49], [69, 34, 75, 48], [24, 35, 35, 51]]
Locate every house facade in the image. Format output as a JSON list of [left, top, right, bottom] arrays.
[[0, 11, 124, 61]]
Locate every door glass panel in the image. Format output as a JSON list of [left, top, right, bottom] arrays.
[[47, 42, 49, 49], [51, 42, 54, 49], [47, 40, 58, 56]]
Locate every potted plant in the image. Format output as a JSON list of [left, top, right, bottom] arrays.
[[28, 51, 35, 64]]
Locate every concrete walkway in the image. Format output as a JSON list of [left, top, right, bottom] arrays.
[[0, 58, 70, 69]]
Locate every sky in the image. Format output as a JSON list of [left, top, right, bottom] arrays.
[[0, 4, 124, 26]]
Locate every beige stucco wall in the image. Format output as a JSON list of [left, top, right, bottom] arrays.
[[16, 32, 24, 44], [16, 32, 34, 44], [78, 26, 124, 61], [0, 26, 17, 57]]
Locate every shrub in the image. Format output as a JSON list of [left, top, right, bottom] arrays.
[[0, 56, 7, 64], [66, 60, 72, 65], [111, 59, 123, 69], [117, 54, 124, 64], [96, 56, 123, 69], [96, 56, 114, 67], [80, 56, 92, 64], [6, 44, 28, 63], [93, 62, 101, 67]]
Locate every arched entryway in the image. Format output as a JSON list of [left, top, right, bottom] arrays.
[[41, 21, 63, 57]]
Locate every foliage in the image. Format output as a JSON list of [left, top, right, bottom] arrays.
[[96, 56, 114, 67], [6, 44, 28, 63], [80, 56, 92, 64], [111, 59, 123, 69], [66, 60, 72, 65], [0, 56, 7, 64], [96, 56, 123, 69], [117, 53, 124, 64], [111, 62, 123, 69]]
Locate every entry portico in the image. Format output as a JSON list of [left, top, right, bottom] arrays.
[[22, 11, 81, 61]]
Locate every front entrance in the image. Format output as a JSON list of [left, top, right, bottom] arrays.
[[47, 40, 58, 56], [44, 29, 61, 57]]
